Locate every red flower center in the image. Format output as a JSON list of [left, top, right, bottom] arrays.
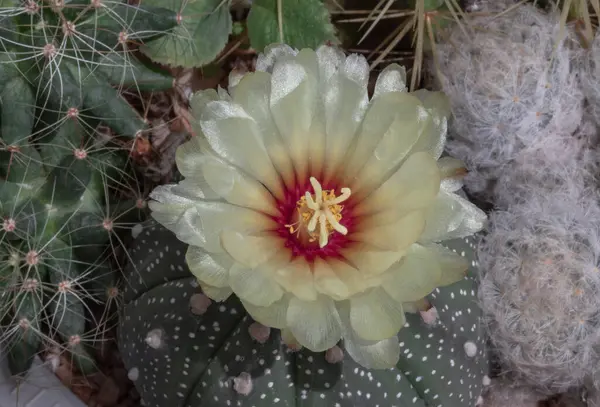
[[273, 177, 357, 262]]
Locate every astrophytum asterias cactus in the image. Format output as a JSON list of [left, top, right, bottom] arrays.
[[148, 44, 487, 369]]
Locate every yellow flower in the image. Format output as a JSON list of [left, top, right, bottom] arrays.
[[149, 45, 486, 369]]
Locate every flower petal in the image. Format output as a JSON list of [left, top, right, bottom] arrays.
[[322, 53, 370, 182], [286, 296, 342, 351], [198, 100, 283, 198], [150, 190, 275, 253], [344, 335, 400, 369], [382, 244, 444, 303], [233, 71, 295, 192], [340, 245, 405, 279], [267, 255, 318, 301], [425, 243, 469, 286], [269, 51, 319, 183], [256, 44, 298, 73], [344, 93, 430, 196], [353, 151, 441, 219], [438, 156, 467, 193], [229, 263, 283, 307], [316, 45, 345, 87], [201, 155, 279, 216], [186, 246, 233, 288], [373, 63, 407, 98], [410, 90, 451, 160], [352, 210, 426, 252], [220, 231, 281, 269], [419, 190, 487, 242], [313, 257, 352, 301], [349, 288, 406, 341], [243, 295, 289, 329], [199, 282, 233, 302]]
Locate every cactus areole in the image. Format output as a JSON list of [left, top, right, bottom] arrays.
[[119, 223, 489, 407]]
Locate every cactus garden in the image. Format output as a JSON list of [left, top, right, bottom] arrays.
[[2, 0, 600, 406]]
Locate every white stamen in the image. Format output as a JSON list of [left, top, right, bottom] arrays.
[[309, 177, 323, 204], [319, 213, 328, 248], [325, 208, 348, 235], [330, 187, 351, 204]]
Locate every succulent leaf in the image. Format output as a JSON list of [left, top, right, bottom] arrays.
[[247, 0, 338, 52], [139, 0, 233, 68], [8, 292, 42, 377], [1, 75, 34, 146]]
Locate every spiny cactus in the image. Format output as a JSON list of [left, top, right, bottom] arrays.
[[0, 0, 174, 377], [118, 222, 489, 407]]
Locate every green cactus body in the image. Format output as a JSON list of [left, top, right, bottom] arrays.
[[0, 0, 170, 377], [118, 222, 489, 407]]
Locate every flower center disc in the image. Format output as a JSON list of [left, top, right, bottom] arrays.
[[280, 177, 353, 260]]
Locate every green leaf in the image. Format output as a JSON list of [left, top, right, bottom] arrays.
[[247, 0, 338, 52], [0, 76, 33, 147], [76, 3, 178, 53], [8, 292, 42, 378], [94, 53, 174, 91], [64, 63, 146, 137], [139, 0, 233, 68]]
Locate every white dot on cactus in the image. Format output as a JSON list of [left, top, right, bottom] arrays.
[[189, 293, 211, 315], [107, 286, 119, 298], [73, 148, 87, 160], [233, 372, 253, 396], [102, 218, 113, 231], [135, 199, 147, 209], [248, 322, 270, 344], [68, 335, 81, 347], [176, 13, 183, 24], [2, 218, 16, 232], [131, 223, 143, 238], [90, 0, 102, 7], [325, 345, 344, 364], [25, 250, 39, 266], [482, 375, 491, 386], [25, 0, 39, 14], [22, 278, 39, 292], [145, 328, 164, 349], [66, 107, 79, 119], [463, 341, 477, 357], [18, 318, 30, 330]]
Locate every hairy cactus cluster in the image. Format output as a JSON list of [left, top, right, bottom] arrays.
[[0, 0, 175, 377], [434, 0, 600, 394]]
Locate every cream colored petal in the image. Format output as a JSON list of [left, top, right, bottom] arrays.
[[280, 328, 301, 348], [199, 100, 283, 198], [286, 296, 342, 351], [339, 245, 405, 279], [410, 90, 451, 161], [256, 44, 298, 73], [354, 151, 441, 218], [221, 231, 281, 269], [424, 243, 469, 286], [316, 45, 345, 87], [419, 190, 486, 242], [269, 53, 318, 183], [341, 92, 425, 189], [242, 295, 289, 329], [349, 288, 405, 341], [352, 210, 426, 252], [438, 156, 467, 193], [325, 257, 367, 296], [199, 282, 233, 302], [233, 71, 295, 192], [268, 256, 317, 302], [201, 155, 278, 216], [186, 246, 233, 288], [150, 191, 275, 253], [313, 257, 352, 301], [382, 244, 443, 303], [322, 54, 370, 183], [174, 138, 219, 199], [343, 335, 400, 369], [229, 263, 283, 307], [373, 63, 407, 98], [189, 90, 220, 137]]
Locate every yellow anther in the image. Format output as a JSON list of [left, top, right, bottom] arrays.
[[285, 177, 351, 248]]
